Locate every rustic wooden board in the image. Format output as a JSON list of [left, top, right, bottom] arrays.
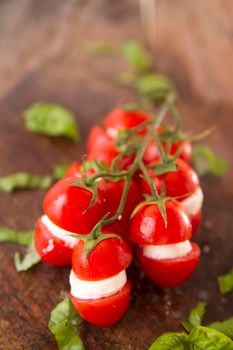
[[0, 1, 233, 349]]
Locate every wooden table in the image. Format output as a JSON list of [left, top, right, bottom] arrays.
[[0, 1, 232, 349]]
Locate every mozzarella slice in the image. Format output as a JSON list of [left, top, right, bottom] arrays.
[[41, 215, 78, 248], [106, 127, 118, 139], [142, 240, 192, 260], [69, 269, 127, 300], [181, 187, 204, 216]]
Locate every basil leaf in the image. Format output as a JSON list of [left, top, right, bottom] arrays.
[[135, 73, 174, 102], [148, 327, 233, 350], [24, 103, 79, 142], [148, 332, 187, 350], [49, 297, 85, 350], [218, 267, 233, 294], [209, 318, 233, 339], [191, 145, 228, 177], [188, 326, 233, 349], [121, 40, 152, 74], [53, 163, 70, 180], [14, 237, 41, 271], [0, 172, 52, 192], [182, 302, 207, 331], [0, 227, 34, 245]]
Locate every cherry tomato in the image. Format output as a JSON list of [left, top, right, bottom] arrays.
[[103, 108, 151, 137], [143, 139, 192, 165], [86, 126, 111, 152], [35, 217, 74, 267], [141, 159, 202, 234], [102, 179, 142, 238], [64, 161, 81, 178], [70, 280, 131, 327], [72, 237, 132, 280], [129, 200, 192, 245], [137, 242, 200, 287], [43, 179, 105, 234], [141, 159, 199, 198]]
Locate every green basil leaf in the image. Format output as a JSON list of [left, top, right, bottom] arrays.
[[0, 227, 34, 245], [188, 326, 233, 349], [0, 172, 52, 192], [121, 40, 152, 74], [148, 327, 233, 350], [135, 73, 174, 102], [182, 302, 207, 331], [191, 145, 228, 177], [24, 103, 79, 142], [218, 267, 233, 294], [148, 332, 187, 350], [209, 318, 233, 339], [53, 163, 70, 180], [49, 297, 85, 350], [14, 237, 41, 271]]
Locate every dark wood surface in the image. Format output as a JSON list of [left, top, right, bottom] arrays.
[[0, 1, 233, 349]]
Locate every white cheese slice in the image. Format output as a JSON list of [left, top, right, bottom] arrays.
[[106, 127, 118, 139], [181, 186, 204, 216], [142, 240, 192, 260], [69, 269, 127, 300], [41, 215, 78, 248]]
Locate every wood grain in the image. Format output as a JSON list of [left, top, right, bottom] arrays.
[[0, 1, 233, 349]]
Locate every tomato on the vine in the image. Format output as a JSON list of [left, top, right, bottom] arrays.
[[130, 200, 200, 287], [43, 179, 105, 234], [103, 108, 151, 137], [35, 215, 77, 267], [141, 159, 203, 234], [129, 200, 192, 245], [70, 236, 132, 327]]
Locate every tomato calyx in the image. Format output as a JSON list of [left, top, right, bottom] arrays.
[[70, 214, 122, 262], [131, 195, 177, 228]]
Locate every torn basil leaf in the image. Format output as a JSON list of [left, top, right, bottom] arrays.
[[148, 332, 187, 350], [191, 145, 228, 177], [24, 103, 79, 142], [121, 40, 152, 74], [209, 317, 233, 339], [135, 73, 175, 102], [0, 227, 34, 245], [49, 297, 85, 350], [182, 302, 207, 332], [0, 172, 52, 192], [14, 237, 41, 272], [53, 163, 70, 180], [218, 267, 233, 294], [148, 326, 233, 350]]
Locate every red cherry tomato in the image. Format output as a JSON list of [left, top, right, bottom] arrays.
[[170, 140, 192, 163], [43, 179, 105, 234], [72, 237, 132, 280], [129, 200, 192, 245], [35, 217, 74, 267], [143, 139, 192, 165], [64, 162, 81, 178], [137, 242, 200, 288], [141, 159, 199, 198], [64, 162, 142, 238], [102, 179, 142, 238], [86, 126, 120, 167], [70, 280, 131, 327], [86, 126, 116, 150], [103, 108, 151, 136]]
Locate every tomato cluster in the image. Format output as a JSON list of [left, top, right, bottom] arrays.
[[35, 107, 203, 327]]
